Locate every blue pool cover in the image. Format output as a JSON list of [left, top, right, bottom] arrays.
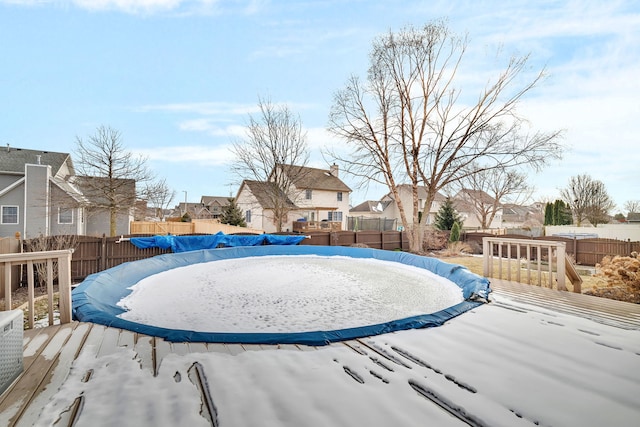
[[72, 245, 491, 346]]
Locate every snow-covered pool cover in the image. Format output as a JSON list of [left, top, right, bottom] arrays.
[[72, 245, 490, 345]]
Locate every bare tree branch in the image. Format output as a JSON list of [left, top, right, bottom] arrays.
[[230, 97, 310, 231], [74, 125, 152, 236], [327, 21, 564, 252]]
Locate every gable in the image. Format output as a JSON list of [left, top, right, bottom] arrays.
[[238, 180, 296, 210]]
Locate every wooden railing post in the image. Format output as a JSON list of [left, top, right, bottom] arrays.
[[58, 251, 73, 324], [556, 243, 567, 291], [482, 237, 491, 277], [3, 263, 11, 310]]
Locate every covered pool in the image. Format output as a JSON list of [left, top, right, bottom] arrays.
[[72, 243, 490, 346]]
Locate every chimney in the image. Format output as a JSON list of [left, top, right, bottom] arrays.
[[36, 155, 41, 165], [329, 163, 339, 177]]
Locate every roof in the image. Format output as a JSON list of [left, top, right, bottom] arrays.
[[457, 188, 496, 205], [240, 180, 297, 210], [628, 212, 640, 222], [201, 196, 231, 206], [281, 164, 351, 192], [0, 146, 73, 176], [350, 200, 392, 213], [384, 184, 447, 202]]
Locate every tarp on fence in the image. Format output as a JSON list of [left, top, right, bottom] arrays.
[[72, 245, 491, 346], [129, 232, 306, 252]]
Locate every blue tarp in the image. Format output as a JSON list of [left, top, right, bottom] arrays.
[[72, 245, 491, 345], [129, 232, 306, 253]]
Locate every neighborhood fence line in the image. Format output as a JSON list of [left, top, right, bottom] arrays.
[[465, 232, 639, 266], [5, 231, 637, 288], [130, 220, 264, 236]]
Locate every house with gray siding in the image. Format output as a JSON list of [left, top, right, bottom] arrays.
[[0, 146, 134, 238]]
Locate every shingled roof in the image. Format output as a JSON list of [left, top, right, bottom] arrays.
[[280, 164, 351, 192], [241, 180, 297, 209], [0, 146, 73, 176]]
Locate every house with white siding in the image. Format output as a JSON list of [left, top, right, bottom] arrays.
[[236, 164, 351, 233]]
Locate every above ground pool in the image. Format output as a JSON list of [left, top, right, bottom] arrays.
[[72, 245, 491, 345]]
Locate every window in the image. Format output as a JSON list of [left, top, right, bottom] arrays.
[[328, 211, 343, 222], [58, 207, 73, 224], [245, 210, 252, 223], [337, 192, 343, 202], [1, 206, 18, 224], [305, 189, 312, 200]]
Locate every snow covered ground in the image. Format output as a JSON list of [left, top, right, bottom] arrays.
[[33, 292, 640, 426], [116, 255, 464, 333]]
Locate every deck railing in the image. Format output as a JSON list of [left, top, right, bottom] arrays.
[[0, 249, 74, 328], [482, 237, 582, 293]]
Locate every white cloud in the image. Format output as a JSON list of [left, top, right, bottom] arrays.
[[134, 144, 235, 165], [135, 101, 260, 116]]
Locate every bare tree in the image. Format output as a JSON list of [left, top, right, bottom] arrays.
[[141, 178, 176, 221], [74, 125, 152, 236], [624, 200, 640, 215], [560, 174, 615, 226], [457, 166, 532, 229], [327, 21, 563, 252], [231, 97, 310, 232]]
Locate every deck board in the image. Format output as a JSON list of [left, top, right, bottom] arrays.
[[489, 278, 640, 329]]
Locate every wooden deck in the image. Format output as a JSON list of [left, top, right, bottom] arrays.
[[1, 282, 639, 426], [489, 278, 640, 330]]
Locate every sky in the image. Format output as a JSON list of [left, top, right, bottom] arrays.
[[1, 0, 639, 213]]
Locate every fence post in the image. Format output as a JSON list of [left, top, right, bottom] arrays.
[[100, 234, 107, 271]]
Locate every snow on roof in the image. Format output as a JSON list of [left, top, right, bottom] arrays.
[[33, 291, 640, 427]]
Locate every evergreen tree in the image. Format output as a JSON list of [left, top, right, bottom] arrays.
[[553, 199, 572, 225], [544, 203, 554, 225], [449, 221, 461, 242], [434, 198, 463, 231], [220, 198, 247, 227]]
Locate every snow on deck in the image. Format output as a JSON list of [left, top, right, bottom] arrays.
[[2, 287, 639, 427]]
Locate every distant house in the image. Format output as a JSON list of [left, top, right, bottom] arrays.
[[628, 212, 640, 223], [171, 196, 232, 221], [201, 196, 231, 220], [374, 185, 447, 227], [349, 200, 397, 231], [501, 203, 543, 229], [453, 189, 503, 230], [0, 145, 134, 238], [236, 164, 351, 233], [74, 175, 136, 237]]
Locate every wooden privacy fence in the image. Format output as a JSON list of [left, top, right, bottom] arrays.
[[24, 231, 409, 284], [0, 249, 74, 328], [130, 220, 265, 236], [466, 232, 639, 266], [483, 237, 582, 293]]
